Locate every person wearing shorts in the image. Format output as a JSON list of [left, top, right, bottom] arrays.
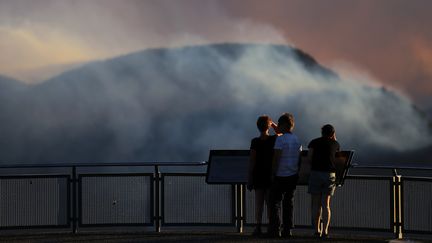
[[307, 124, 340, 238]]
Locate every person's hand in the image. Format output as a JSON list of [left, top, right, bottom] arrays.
[[332, 133, 337, 141], [271, 122, 282, 135]]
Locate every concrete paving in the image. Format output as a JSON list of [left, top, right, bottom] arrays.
[[0, 231, 419, 243]]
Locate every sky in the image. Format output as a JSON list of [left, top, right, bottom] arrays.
[[0, 0, 431, 111]]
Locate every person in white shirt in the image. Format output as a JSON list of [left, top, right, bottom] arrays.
[[267, 113, 302, 238]]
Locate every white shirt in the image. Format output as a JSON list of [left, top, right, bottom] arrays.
[[274, 132, 302, 177]]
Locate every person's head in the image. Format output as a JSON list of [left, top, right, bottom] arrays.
[[277, 113, 295, 133], [321, 124, 336, 138], [256, 115, 272, 133]]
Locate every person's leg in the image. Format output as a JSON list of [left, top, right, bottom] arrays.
[[321, 172, 336, 237], [311, 193, 322, 235], [268, 178, 283, 236], [253, 188, 265, 234], [281, 175, 297, 236], [281, 188, 295, 235], [308, 171, 323, 235], [263, 188, 271, 222], [321, 195, 332, 236]]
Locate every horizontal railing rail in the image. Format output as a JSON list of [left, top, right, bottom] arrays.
[[0, 161, 207, 169]]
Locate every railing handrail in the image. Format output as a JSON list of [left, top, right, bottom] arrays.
[[0, 161, 207, 169], [351, 164, 432, 171], [0, 161, 430, 169], [1, 162, 431, 180]]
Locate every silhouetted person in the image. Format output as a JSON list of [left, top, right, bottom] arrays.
[[307, 124, 340, 239], [247, 115, 280, 236], [267, 113, 302, 238]]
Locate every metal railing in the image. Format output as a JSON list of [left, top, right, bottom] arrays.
[[0, 162, 431, 239]]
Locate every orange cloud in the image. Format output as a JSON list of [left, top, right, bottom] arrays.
[[0, 25, 104, 82], [412, 38, 432, 78]]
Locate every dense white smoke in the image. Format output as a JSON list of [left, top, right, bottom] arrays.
[[0, 43, 431, 165], [228, 47, 432, 150]]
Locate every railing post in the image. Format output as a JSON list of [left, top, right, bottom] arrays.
[[392, 169, 403, 239], [155, 165, 161, 232], [72, 166, 78, 234], [235, 184, 244, 233], [241, 184, 246, 233], [398, 175, 404, 239]]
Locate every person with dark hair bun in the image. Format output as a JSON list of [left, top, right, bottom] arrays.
[[307, 124, 340, 239], [248, 115, 280, 236]]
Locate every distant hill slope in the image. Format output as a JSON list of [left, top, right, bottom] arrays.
[[0, 43, 431, 164], [0, 74, 27, 91]]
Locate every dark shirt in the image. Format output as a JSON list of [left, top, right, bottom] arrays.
[[308, 137, 340, 173], [250, 135, 277, 188]]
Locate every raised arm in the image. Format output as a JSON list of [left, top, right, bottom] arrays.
[[271, 122, 283, 136]]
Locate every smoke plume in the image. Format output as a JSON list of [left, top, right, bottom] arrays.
[[0, 43, 431, 165]]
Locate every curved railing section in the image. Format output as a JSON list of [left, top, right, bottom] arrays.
[[0, 162, 430, 239]]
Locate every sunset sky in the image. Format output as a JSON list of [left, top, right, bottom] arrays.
[[1, 0, 431, 111]]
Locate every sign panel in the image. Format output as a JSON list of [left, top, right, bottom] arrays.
[[206, 149, 354, 186], [206, 150, 250, 184]]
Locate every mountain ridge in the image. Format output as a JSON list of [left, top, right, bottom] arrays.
[[0, 43, 431, 164]]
